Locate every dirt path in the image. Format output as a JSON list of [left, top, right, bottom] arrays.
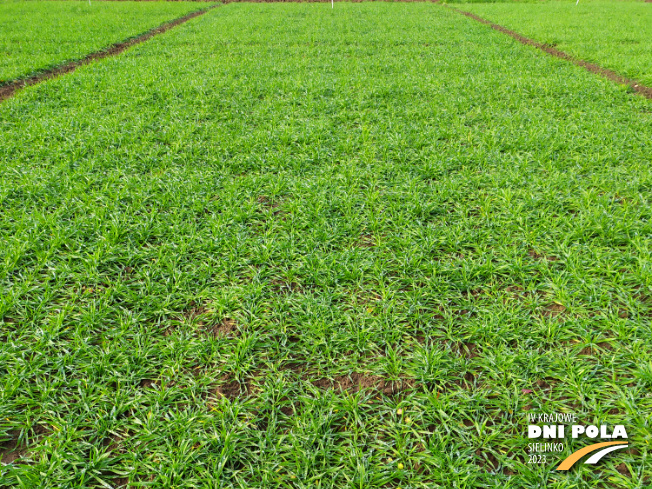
[[0, 6, 218, 103], [448, 6, 652, 101]]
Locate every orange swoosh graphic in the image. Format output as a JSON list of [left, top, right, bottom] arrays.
[[556, 441, 628, 471]]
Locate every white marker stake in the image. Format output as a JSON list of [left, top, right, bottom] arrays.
[[332, 0, 334, 8]]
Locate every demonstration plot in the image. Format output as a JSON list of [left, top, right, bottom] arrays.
[[0, 0, 209, 83], [461, 0, 652, 86], [1, 3, 651, 487]]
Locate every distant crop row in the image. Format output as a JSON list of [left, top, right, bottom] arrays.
[[460, 0, 652, 86], [0, 1, 210, 83]]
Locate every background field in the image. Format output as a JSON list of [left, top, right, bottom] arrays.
[[1, 2, 651, 488], [460, 0, 652, 86], [0, 0, 208, 83]]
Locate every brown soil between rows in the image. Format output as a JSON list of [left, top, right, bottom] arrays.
[[0, 6, 217, 103], [452, 7, 652, 100], [0, 431, 25, 465], [212, 371, 417, 402], [0, 425, 50, 465], [312, 373, 416, 395]]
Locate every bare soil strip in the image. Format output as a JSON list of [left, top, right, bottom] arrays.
[[0, 6, 217, 103], [450, 6, 652, 101]]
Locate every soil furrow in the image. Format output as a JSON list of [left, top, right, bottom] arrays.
[[450, 6, 652, 100], [0, 6, 218, 103]]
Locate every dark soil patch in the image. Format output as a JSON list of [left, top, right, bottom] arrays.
[[579, 341, 614, 355], [616, 463, 631, 476], [454, 341, 479, 359], [139, 378, 158, 389], [311, 373, 416, 396], [0, 6, 218, 103], [280, 405, 294, 416], [257, 196, 281, 210], [215, 378, 242, 400], [462, 288, 483, 299], [211, 318, 238, 338], [256, 195, 285, 219], [505, 285, 524, 296], [100, 433, 123, 452], [451, 7, 652, 100], [213, 374, 252, 401], [183, 302, 209, 323], [475, 448, 500, 473], [542, 303, 566, 318], [216, 379, 241, 400], [528, 249, 558, 262], [462, 371, 475, 387], [112, 478, 130, 489], [535, 377, 556, 391], [0, 430, 25, 464], [357, 234, 377, 248]]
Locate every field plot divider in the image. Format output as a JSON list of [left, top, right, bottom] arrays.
[[446, 5, 652, 101], [0, 4, 220, 103]]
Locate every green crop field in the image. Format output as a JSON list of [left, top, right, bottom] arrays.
[[0, 1, 209, 83], [459, 0, 652, 86], [1, 2, 651, 488]]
